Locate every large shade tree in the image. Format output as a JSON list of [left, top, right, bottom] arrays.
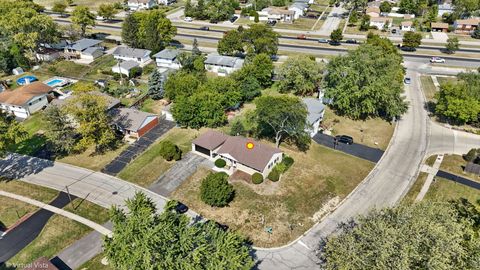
[[71, 6, 96, 37], [277, 55, 324, 96], [318, 201, 480, 269], [324, 37, 407, 120], [0, 111, 27, 157], [104, 192, 254, 270]]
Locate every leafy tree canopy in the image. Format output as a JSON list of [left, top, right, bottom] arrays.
[[277, 55, 324, 96], [104, 192, 254, 270], [0, 111, 27, 157], [402, 31, 422, 48], [200, 172, 235, 207], [71, 6, 96, 37]]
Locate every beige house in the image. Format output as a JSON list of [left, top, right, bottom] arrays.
[[366, 6, 380, 18], [0, 82, 53, 119], [370, 17, 391, 29], [431, 22, 449, 32], [192, 130, 283, 178], [401, 21, 413, 31], [454, 18, 480, 34]]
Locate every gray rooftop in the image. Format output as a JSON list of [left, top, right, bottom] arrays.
[[153, 48, 180, 60], [113, 47, 152, 58], [205, 54, 243, 68], [111, 108, 157, 132], [83, 47, 103, 56], [119, 60, 140, 70], [290, 2, 308, 9], [67, 39, 102, 51], [303, 97, 325, 125]]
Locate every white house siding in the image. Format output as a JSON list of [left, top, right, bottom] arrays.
[[288, 7, 303, 19], [155, 59, 181, 69], [0, 95, 48, 119], [81, 50, 103, 60], [114, 55, 151, 65], [205, 64, 237, 76], [112, 66, 131, 76]]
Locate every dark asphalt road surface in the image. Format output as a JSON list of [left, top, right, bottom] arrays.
[[436, 170, 480, 190]]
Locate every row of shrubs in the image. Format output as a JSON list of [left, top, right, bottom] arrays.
[[252, 156, 295, 184]]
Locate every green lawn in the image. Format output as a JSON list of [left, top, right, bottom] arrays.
[[403, 172, 428, 204], [437, 76, 457, 86], [79, 253, 113, 270], [420, 75, 437, 102], [0, 181, 58, 228], [34, 60, 91, 79], [118, 128, 202, 187], [440, 154, 480, 182], [8, 198, 110, 266], [84, 55, 117, 80], [172, 143, 374, 247], [425, 155, 437, 167], [424, 178, 480, 203], [9, 113, 48, 156], [58, 144, 128, 171]]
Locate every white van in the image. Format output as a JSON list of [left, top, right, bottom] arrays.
[[184, 17, 193, 22]]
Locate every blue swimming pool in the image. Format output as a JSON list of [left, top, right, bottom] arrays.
[[16, 75, 38, 86], [46, 79, 63, 87]]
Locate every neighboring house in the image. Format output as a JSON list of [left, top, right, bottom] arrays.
[[262, 7, 295, 23], [36, 48, 61, 62], [192, 130, 283, 178], [303, 98, 325, 137], [204, 54, 244, 76], [438, 3, 454, 16], [366, 6, 381, 18], [288, 2, 308, 19], [431, 22, 449, 32], [401, 21, 414, 31], [128, 0, 157, 10], [153, 48, 181, 69], [113, 47, 152, 66], [454, 18, 480, 33], [158, 0, 176, 5], [0, 82, 53, 119], [50, 91, 120, 111], [370, 17, 391, 29], [111, 108, 159, 140], [22, 257, 59, 270], [64, 38, 103, 60], [112, 60, 140, 76]]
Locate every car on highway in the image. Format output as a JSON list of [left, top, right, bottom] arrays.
[[184, 17, 193, 22], [199, 26, 210, 31], [345, 39, 357, 44], [297, 34, 307, 39], [318, 38, 329, 43], [404, 77, 411, 84], [335, 135, 354, 145], [391, 29, 397, 34], [175, 202, 189, 214], [430, 57, 446, 63]]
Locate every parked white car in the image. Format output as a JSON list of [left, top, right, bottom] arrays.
[[430, 57, 446, 63], [184, 17, 193, 22]]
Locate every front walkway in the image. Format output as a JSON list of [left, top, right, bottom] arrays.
[[416, 154, 444, 201], [149, 152, 211, 196]]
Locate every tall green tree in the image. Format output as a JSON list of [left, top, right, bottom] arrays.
[[253, 95, 310, 149], [97, 3, 116, 21], [164, 71, 202, 101], [104, 192, 254, 270], [318, 201, 480, 269], [243, 24, 279, 57], [379, 1, 392, 12], [217, 29, 245, 56], [435, 80, 480, 124], [330, 28, 343, 43], [71, 6, 95, 37], [43, 105, 78, 155], [122, 12, 141, 48], [325, 43, 407, 120], [0, 111, 27, 157], [137, 10, 176, 53], [65, 83, 117, 153], [445, 36, 459, 54], [359, 14, 371, 31], [277, 55, 324, 96], [52, 1, 67, 16], [148, 69, 164, 100]]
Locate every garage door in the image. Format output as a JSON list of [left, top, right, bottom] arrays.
[[194, 145, 210, 156]]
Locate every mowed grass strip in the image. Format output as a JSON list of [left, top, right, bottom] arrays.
[[118, 128, 202, 187], [420, 75, 437, 101], [8, 198, 110, 266], [424, 177, 480, 203], [402, 172, 428, 204], [440, 154, 480, 182], [58, 144, 128, 172], [171, 143, 374, 247]]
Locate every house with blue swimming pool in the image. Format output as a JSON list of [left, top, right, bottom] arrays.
[[0, 82, 54, 119]]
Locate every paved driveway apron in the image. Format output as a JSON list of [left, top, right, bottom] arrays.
[[149, 152, 210, 196], [102, 120, 175, 175], [312, 133, 384, 163]]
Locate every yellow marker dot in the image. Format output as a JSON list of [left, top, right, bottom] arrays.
[[246, 142, 254, 150]]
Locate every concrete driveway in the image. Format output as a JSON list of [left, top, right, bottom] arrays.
[[315, 4, 347, 36], [149, 152, 211, 197]]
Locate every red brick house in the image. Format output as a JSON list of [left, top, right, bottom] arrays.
[[454, 18, 480, 34], [111, 108, 159, 140]]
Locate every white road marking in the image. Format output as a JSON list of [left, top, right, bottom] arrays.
[[298, 240, 311, 250]]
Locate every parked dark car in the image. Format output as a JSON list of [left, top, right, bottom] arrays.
[[404, 77, 411, 84], [400, 46, 416, 52], [199, 26, 210, 31], [230, 16, 238, 23], [329, 40, 341, 46], [175, 202, 189, 214], [345, 39, 357, 44], [335, 135, 354, 145], [391, 29, 397, 34]]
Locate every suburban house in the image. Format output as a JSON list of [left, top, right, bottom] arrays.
[[303, 98, 325, 137], [192, 130, 283, 178], [431, 22, 449, 32], [204, 54, 244, 76], [112, 60, 140, 76], [454, 18, 480, 33], [111, 108, 159, 140], [36, 48, 61, 62], [127, 0, 157, 10], [366, 6, 381, 18], [438, 3, 454, 16], [0, 82, 53, 119], [64, 39, 103, 60], [158, 0, 176, 5], [254, 7, 295, 23], [50, 91, 120, 111], [153, 48, 181, 69], [288, 2, 308, 19], [113, 47, 152, 66], [401, 21, 413, 31], [370, 17, 391, 29]]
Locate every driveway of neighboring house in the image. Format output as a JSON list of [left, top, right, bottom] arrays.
[[313, 133, 385, 163], [102, 120, 176, 176], [149, 152, 211, 197]]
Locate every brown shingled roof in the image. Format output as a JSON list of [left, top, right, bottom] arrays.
[[431, 22, 449, 29], [0, 82, 53, 106], [217, 136, 282, 172], [192, 130, 228, 150]]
